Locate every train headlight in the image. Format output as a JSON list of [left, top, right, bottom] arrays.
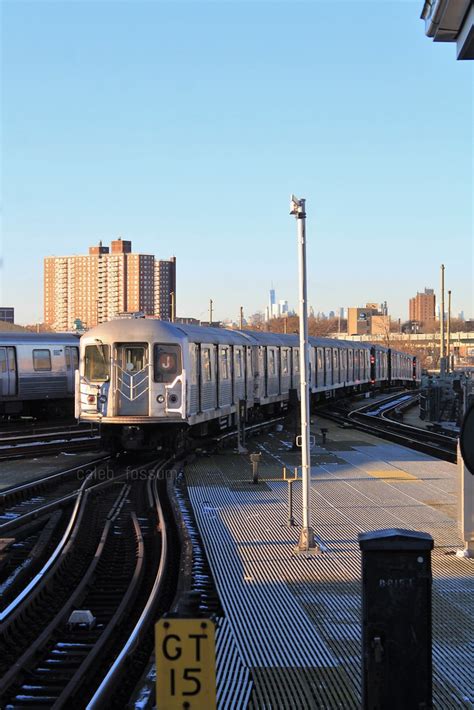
[[87, 395, 96, 404], [157, 394, 165, 404]]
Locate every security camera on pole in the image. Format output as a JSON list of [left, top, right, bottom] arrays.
[[290, 195, 320, 554]]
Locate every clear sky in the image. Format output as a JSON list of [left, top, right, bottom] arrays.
[[1, 0, 472, 325]]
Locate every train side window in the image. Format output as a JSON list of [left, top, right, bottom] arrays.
[[235, 349, 243, 378], [268, 349, 276, 376], [85, 345, 110, 382], [0, 349, 6, 373], [153, 344, 181, 383], [221, 347, 230, 380], [317, 349, 323, 370], [33, 349, 52, 371], [66, 347, 79, 370], [294, 349, 299, 373], [202, 347, 212, 382], [282, 349, 289, 374], [247, 349, 253, 377]]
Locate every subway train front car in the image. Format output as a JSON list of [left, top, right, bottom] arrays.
[[77, 319, 186, 451]]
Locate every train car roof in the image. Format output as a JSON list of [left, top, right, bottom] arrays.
[[0, 332, 80, 344], [238, 330, 300, 346], [175, 324, 250, 345]]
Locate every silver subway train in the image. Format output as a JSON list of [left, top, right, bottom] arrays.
[[77, 318, 420, 450], [0, 332, 80, 417]]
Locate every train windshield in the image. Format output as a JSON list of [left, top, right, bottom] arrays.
[[153, 344, 181, 383], [84, 344, 110, 382]]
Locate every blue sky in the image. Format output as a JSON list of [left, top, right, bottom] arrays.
[[1, 0, 472, 324]]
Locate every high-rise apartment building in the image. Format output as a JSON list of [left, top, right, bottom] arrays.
[[44, 239, 176, 330], [154, 257, 177, 321], [409, 288, 436, 326]]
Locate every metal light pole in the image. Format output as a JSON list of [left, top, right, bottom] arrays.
[[239, 306, 244, 330], [209, 299, 213, 326], [290, 195, 318, 553], [447, 290, 451, 372], [440, 264, 446, 372]]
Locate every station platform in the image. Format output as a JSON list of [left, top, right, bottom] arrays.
[[184, 421, 473, 708]]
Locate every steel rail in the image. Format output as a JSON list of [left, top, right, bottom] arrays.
[[87, 457, 173, 709], [0, 463, 125, 623], [51, 511, 146, 708], [0, 484, 131, 699], [0, 455, 110, 508]]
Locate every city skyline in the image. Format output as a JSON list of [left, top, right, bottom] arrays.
[[1, 2, 472, 325]]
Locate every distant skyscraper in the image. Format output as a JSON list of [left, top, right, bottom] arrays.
[[44, 239, 176, 330], [279, 300, 288, 316]]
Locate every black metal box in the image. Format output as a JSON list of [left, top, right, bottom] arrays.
[[358, 528, 434, 710]]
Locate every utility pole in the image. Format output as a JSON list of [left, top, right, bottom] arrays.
[[290, 195, 318, 554], [239, 306, 244, 330], [440, 264, 446, 372], [209, 299, 213, 326], [447, 290, 451, 372]]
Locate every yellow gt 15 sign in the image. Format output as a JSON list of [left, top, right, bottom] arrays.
[[156, 618, 216, 709]]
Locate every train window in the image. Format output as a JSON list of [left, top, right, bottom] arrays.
[[325, 349, 332, 369], [333, 350, 339, 368], [65, 347, 79, 370], [235, 349, 243, 378], [294, 349, 299, 373], [153, 344, 181, 383], [0, 349, 6, 373], [317, 349, 323, 370], [282, 349, 289, 374], [85, 345, 110, 382], [221, 347, 230, 380], [268, 349, 276, 376], [33, 349, 52, 371], [202, 348, 212, 382]]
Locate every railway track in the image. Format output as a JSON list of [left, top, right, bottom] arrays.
[[321, 392, 457, 462], [0, 456, 179, 709], [0, 424, 101, 461]]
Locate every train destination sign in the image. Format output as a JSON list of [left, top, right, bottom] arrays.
[[156, 618, 216, 709]]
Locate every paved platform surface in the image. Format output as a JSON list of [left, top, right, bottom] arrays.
[[0, 452, 108, 491], [185, 421, 473, 709]]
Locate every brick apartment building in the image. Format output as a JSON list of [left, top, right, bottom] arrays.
[[409, 288, 436, 327], [44, 239, 176, 330]]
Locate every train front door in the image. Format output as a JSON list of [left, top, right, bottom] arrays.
[[0, 347, 17, 396], [116, 344, 149, 416]]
